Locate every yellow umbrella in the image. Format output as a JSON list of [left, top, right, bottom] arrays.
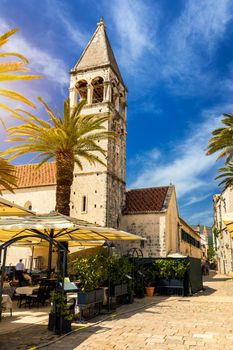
[[0, 213, 145, 243], [0, 197, 35, 216]]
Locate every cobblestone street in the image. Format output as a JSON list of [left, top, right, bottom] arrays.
[[1, 273, 233, 350]]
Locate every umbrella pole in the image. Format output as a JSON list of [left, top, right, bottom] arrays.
[[0, 247, 7, 321], [30, 246, 35, 274], [47, 229, 54, 279]]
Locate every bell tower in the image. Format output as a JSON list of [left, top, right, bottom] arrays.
[[69, 19, 127, 228]]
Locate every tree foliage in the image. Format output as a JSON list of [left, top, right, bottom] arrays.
[[4, 98, 113, 214], [215, 163, 233, 191], [206, 113, 233, 163], [0, 28, 41, 193]]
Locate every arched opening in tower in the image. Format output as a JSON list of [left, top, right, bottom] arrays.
[[92, 77, 104, 104], [111, 81, 119, 111], [76, 80, 88, 103]]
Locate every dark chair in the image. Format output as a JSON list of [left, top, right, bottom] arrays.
[[26, 285, 49, 308]]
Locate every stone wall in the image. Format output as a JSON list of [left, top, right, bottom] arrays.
[[214, 190, 233, 274], [120, 213, 167, 257], [69, 64, 126, 228], [1, 185, 56, 214]]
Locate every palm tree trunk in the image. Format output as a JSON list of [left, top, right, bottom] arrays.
[[55, 153, 75, 216]]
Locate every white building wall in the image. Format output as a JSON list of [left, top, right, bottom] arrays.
[[1, 185, 56, 214], [120, 213, 167, 257], [70, 173, 107, 226], [214, 190, 233, 275], [5, 246, 32, 267]]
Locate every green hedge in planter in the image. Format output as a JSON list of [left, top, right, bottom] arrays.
[[109, 257, 132, 286], [70, 254, 108, 292], [153, 259, 189, 280]]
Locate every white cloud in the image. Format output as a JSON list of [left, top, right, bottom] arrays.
[[109, 0, 157, 73], [188, 209, 213, 225], [0, 19, 68, 86], [129, 103, 233, 198], [162, 0, 233, 92], [128, 148, 161, 168], [182, 193, 212, 207], [46, 1, 88, 50]]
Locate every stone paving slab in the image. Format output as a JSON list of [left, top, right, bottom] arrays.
[[1, 274, 233, 349]]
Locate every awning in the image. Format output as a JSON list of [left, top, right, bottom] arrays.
[[223, 213, 233, 236], [0, 197, 35, 217], [0, 213, 145, 245]]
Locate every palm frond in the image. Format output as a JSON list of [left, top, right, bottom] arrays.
[[0, 89, 36, 107]]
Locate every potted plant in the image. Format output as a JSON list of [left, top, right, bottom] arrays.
[[142, 266, 158, 297], [154, 259, 190, 295], [48, 291, 73, 334], [72, 254, 106, 304], [109, 257, 131, 297]]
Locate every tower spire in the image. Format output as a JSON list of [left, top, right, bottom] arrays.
[[98, 17, 106, 28]]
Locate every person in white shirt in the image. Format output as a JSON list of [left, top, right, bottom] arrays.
[[15, 259, 25, 286]]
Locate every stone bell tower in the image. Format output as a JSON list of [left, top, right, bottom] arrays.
[[69, 19, 127, 228]]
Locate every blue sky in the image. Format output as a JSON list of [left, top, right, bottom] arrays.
[[1, 0, 233, 226]]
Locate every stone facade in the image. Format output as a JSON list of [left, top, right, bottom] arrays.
[[179, 218, 202, 259], [120, 186, 201, 258], [214, 190, 233, 274], [2, 185, 56, 214], [69, 19, 127, 228]]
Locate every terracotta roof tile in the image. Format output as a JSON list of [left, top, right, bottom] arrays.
[[124, 187, 170, 214], [9, 163, 56, 189]]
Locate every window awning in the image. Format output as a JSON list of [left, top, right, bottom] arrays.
[[0, 213, 145, 244], [0, 197, 35, 217]]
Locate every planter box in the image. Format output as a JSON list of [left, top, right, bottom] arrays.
[[157, 278, 185, 296], [121, 284, 128, 295], [55, 317, 72, 334], [157, 279, 170, 287], [78, 290, 95, 304], [110, 284, 128, 297], [48, 313, 72, 334], [48, 312, 56, 331], [95, 288, 104, 303], [169, 279, 183, 287]]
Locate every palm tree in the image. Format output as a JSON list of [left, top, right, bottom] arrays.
[[0, 28, 41, 109], [0, 28, 41, 193], [0, 157, 17, 194], [4, 98, 113, 215], [215, 163, 233, 192], [206, 113, 233, 163]]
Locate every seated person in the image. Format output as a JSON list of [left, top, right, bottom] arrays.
[[22, 271, 32, 285]]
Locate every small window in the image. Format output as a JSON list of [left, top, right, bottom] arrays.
[[82, 196, 87, 213], [24, 201, 32, 211], [94, 204, 96, 208]]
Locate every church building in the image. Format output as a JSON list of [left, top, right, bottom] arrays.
[[1, 19, 201, 263]]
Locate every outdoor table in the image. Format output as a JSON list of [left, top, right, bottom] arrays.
[[1, 294, 13, 316], [15, 285, 39, 308], [16, 285, 39, 296]]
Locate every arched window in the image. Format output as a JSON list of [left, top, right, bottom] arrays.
[[92, 77, 104, 104], [111, 81, 119, 111], [24, 201, 32, 211], [76, 80, 88, 103]]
